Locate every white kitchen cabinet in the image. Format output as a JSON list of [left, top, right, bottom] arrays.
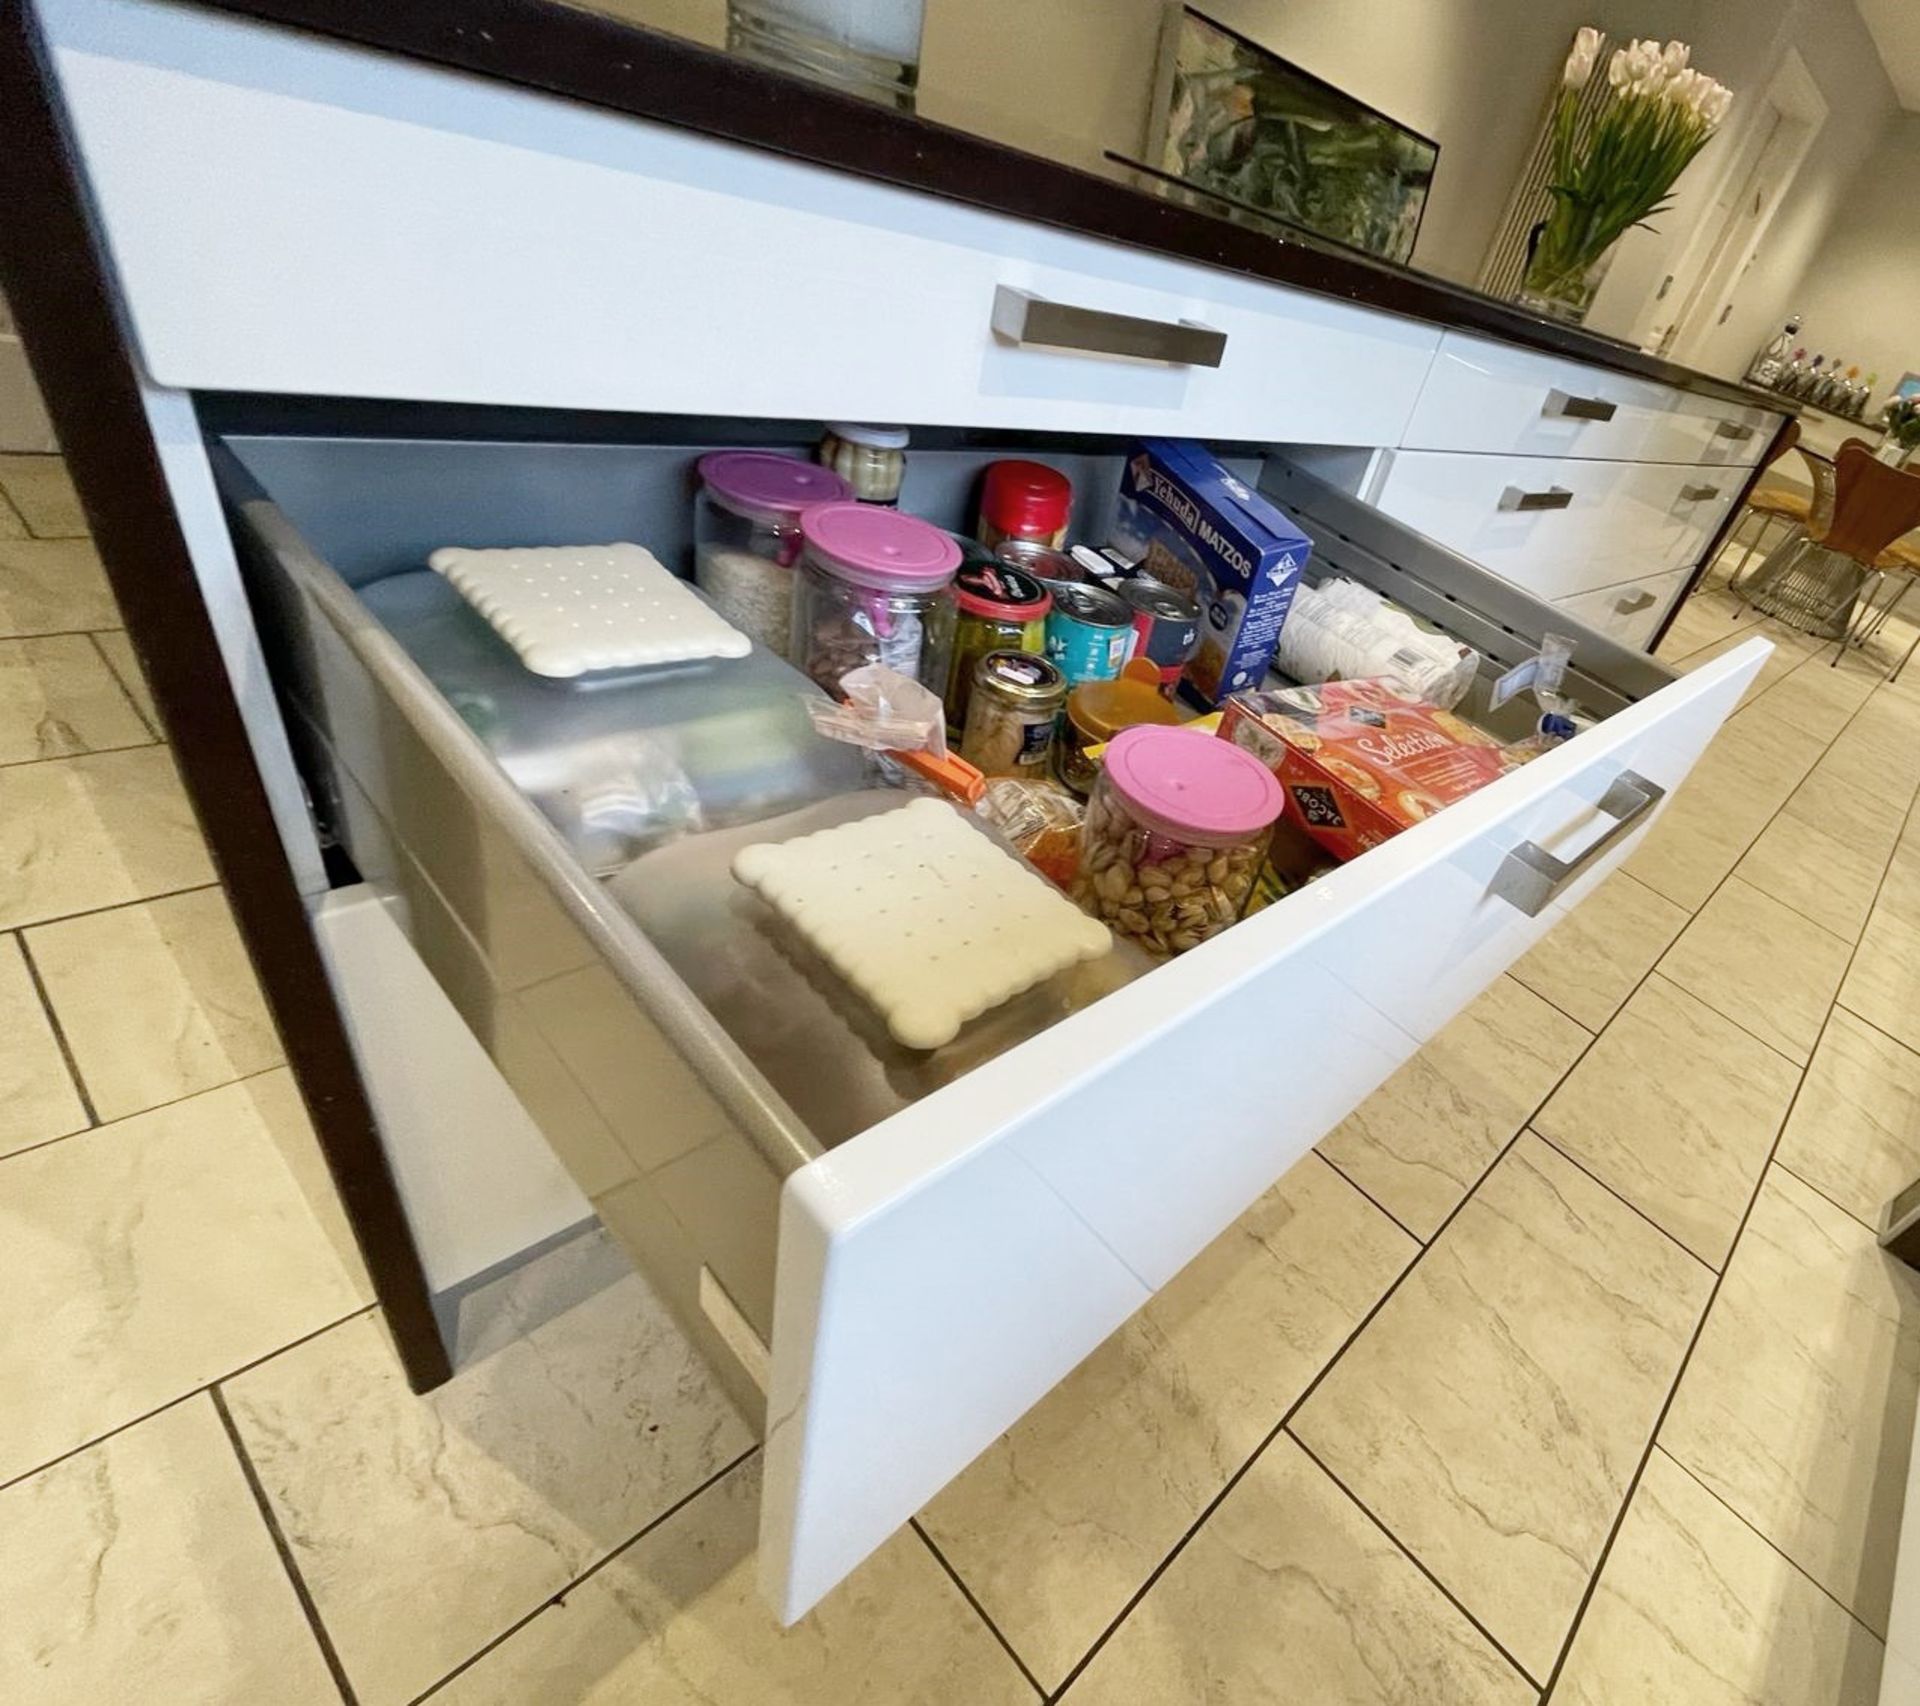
[[32, 0, 1779, 1629], [1553, 566, 1695, 650]]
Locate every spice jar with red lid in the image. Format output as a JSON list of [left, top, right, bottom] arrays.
[[977, 459, 1072, 552]]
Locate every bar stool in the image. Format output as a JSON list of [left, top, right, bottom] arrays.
[[1738, 443, 1920, 662], [1723, 419, 1807, 593]]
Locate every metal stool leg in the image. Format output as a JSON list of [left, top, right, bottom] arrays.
[[1727, 511, 1782, 599]]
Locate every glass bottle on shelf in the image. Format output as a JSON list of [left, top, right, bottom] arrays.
[[1813, 359, 1844, 411], [1776, 348, 1809, 396], [1745, 315, 1800, 389]]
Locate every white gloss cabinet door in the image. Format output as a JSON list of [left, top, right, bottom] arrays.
[[758, 637, 1770, 1621], [1553, 566, 1694, 650], [45, 0, 1440, 447]]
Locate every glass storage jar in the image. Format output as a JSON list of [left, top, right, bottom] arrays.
[[1073, 724, 1282, 956], [791, 501, 961, 694], [694, 452, 852, 658], [1054, 658, 1184, 797], [944, 559, 1051, 733], [817, 423, 909, 504], [959, 650, 1066, 779]]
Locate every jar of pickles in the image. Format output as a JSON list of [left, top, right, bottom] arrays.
[[959, 650, 1066, 778], [817, 423, 910, 504], [791, 501, 961, 694], [1054, 659, 1184, 797], [944, 560, 1051, 733], [1073, 725, 1282, 956], [694, 452, 852, 658]]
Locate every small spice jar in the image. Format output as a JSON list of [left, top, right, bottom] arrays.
[[1072, 724, 1282, 956], [960, 651, 1067, 778], [944, 560, 1052, 733], [791, 501, 961, 695], [1054, 658, 1184, 797], [817, 423, 910, 505], [694, 452, 852, 658], [977, 459, 1072, 552]]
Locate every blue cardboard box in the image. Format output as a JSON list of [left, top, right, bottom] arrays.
[[1109, 439, 1313, 709]]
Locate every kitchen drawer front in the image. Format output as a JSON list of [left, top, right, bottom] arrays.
[[1554, 566, 1694, 651], [50, 0, 1438, 445], [1371, 450, 1738, 602], [1404, 333, 1780, 466], [760, 637, 1769, 1619]]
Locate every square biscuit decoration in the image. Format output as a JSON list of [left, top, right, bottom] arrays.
[[731, 796, 1111, 1050]]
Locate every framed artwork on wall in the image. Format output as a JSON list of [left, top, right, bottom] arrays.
[[1141, 5, 1438, 265], [1894, 374, 1920, 402]]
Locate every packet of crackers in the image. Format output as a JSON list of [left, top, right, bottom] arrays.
[[1217, 677, 1513, 862]]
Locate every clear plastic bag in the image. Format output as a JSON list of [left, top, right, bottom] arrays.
[[802, 663, 948, 758], [1275, 577, 1480, 709], [976, 776, 1084, 887]]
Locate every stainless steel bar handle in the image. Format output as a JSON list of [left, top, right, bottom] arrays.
[[1491, 770, 1667, 917], [1543, 388, 1618, 422], [1499, 484, 1575, 512], [1679, 483, 1722, 502], [1714, 419, 1757, 440], [1613, 589, 1657, 613], [990, 285, 1228, 367]]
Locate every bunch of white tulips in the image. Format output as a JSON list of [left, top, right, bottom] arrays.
[[1526, 27, 1733, 311]]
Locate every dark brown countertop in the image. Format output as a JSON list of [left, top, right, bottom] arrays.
[[150, 0, 1785, 415]]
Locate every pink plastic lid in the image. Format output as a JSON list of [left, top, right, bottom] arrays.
[[799, 501, 962, 592], [1103, 725, 1283, 842], [698, 452, 850, 527]]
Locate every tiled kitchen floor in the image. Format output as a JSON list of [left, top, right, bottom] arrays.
[[3, 450, 1919, 1703]]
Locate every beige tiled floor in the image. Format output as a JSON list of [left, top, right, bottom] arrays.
[[4, 453, 1920, 1704]]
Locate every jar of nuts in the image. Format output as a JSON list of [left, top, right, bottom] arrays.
[[1072, 724, 1282, 956]]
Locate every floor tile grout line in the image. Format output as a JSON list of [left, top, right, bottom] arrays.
[[0, 486, 27, 536], [1528, 1122, 1721, 1279], [0, 624, 128, 643], [1308, 1147, 1429, 1247], [1638, 963, 1809, 1073], [4, 876, 219, 940], [1836, 997, 1920, 1062], [14, 929, 99, 1127], [1285, 1429, 1545, 1690], [910, 1518, 1049, 1700], [1652, 1443, 1890, 1644], [0, 733, 159, 771], [1536, 700, 1920, 1700], [1771, 1156, 1878, 1237], [0, 1303, 376, 1496], [0, 1059, 289, 1168], [404, 1445, 763, 1706], [211, 1385, 362, 1706], [84, 628, 159, 741]]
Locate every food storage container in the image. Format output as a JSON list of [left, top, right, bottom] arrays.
[[1054, 658, 1183, 797], [944, 559, 1051, 732], [694, 451, 852, 657], [791, 501, 961, 694], [1044, 579, 1135, 686], [958, 649, 1066, 779], [977, 459, 1072, 551], [1073, 724, 1282, 955], [817, 423, 910, 503]]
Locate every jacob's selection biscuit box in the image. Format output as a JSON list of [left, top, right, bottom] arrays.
[[1109, 440, 1312, 710], [1218, 677, 1514, 861]]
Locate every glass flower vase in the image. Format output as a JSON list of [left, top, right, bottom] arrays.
[[1518, 232, 1617, 326]]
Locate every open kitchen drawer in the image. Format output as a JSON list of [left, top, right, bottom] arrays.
[[210, 420, 1767, 1622]]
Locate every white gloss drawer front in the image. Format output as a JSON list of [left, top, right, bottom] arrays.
[[1554, 566, 1694, 650], [761, 638, 1768, 1620], [1404, 333, 1779, 466], [46, 0, 1440, 447], [1370, 450, 1739, 603]]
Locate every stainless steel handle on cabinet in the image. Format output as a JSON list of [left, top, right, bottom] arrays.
[[1490, 770, 1667, 916], [1613, 589, 1657, 613], [990, 285, 1227, 367], [1679, 483, 1722, 502], [1544, 389, 1618, 422], [1499, 485, 1574, 512], [1714, 420, 1757, 440]]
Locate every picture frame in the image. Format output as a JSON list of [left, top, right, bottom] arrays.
[[1143, 5, 1438, 265]]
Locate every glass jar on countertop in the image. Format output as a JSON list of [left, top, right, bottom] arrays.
[[1073, 724, 1282, 956], [694, 452, 852, 658], [791, 501, 961, 695], [818, 423, 910, 504], [959, 649, 1066, 779], [944, 559, 1052, 733]]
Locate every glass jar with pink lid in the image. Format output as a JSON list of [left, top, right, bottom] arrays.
[[1073, 724, 1283, 955], [694, 452, 852, 658], [791, 500, 962, 695]]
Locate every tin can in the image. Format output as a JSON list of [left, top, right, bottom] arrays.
[[1117, 577, 1201, 694], [993, 539, 1084, 585], [959, 650, 1067, 779], [1042, 580, 1135, 686]]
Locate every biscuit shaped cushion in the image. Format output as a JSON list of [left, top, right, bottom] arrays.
[[731, 796, 1110, 1050], [429, 542, 750, 678]]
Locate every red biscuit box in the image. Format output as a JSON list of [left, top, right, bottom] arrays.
[[1217, 677, 1512, 861]]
